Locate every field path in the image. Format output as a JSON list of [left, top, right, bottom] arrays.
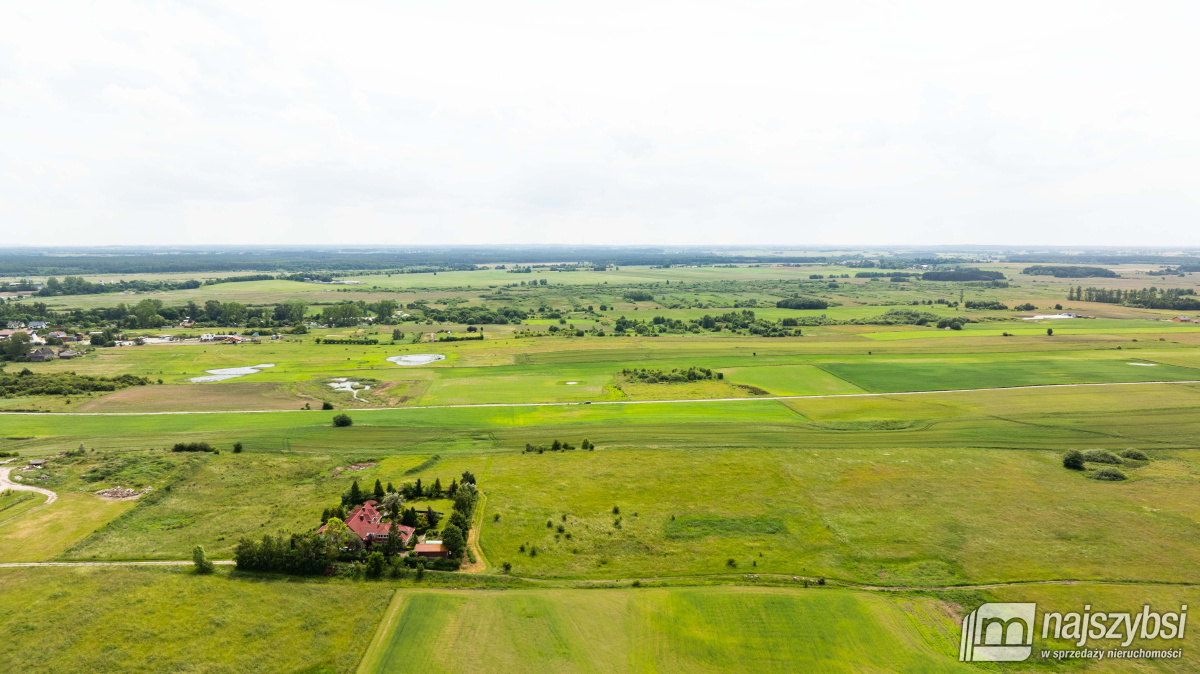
[[0, 560, 234, 568], [1, 379, 1199, 416], [1, 560, 1196, 595], [0, 466, 58, 505]]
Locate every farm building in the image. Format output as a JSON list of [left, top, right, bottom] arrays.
[[28, 459, 45, 467], [57, 349, 83, 359], [319, 500, 415, 549], [25, 347, 56, 362], [27, 321, 47, 329], [413, 541, 450, 558], [6, 321, 25, 329]]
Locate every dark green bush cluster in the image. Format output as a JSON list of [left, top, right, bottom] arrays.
[[621, 366, 720, 383], [1091, 468, 1128, 481], [233, 532, 338, 575], [1063, 450, 1085, 470], [172, 442, 214, 453], [775, 297, 829, 310], [524, 439, 594, 453], [964, 301, 1008, 310], [332, 413, 352, 427], [1082, 449, 1123, 465], [0, 371, 150, 397], [1119, 449, 1150, 461]]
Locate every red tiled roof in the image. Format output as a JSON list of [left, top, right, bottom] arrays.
[[414, 543, 448, 553], [320, 500, 414, 545]]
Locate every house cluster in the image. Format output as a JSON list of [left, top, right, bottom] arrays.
[[318, 500, 449, 558]]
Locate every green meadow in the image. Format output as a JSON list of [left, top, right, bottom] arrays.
[[5, 260, 1200, 671]]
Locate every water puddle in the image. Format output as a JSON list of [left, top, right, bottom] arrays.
[[329, 378, 372, 399], [386, 354, 446, 366], [190, 363, 275, 382]]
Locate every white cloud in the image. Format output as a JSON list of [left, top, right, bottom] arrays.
[[1, 0, 1199, 245]]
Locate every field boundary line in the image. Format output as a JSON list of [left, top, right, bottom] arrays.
[[2, 379, 1200, 416], [356, 589, 404, 674]]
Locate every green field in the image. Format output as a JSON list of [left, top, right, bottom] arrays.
[[5, 257, 1200, 671]]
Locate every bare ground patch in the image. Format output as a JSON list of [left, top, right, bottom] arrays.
[[77, 383, 307, 412]]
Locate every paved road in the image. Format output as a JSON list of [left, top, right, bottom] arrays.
[[0, 379, 1197, 416], [0, 466, 57, 505]]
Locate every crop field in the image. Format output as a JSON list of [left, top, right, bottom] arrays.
[[358, 586, 970, 673], [4, 256, 1200, 671]]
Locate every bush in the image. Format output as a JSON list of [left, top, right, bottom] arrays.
[[192, 545, 214, 574], [172, 442, 213, 453], [776, 297, 829, 310], [332, 413, 352, 427], [1082, 449, 1123, 465], [1119, 449, 1150, 461], [1062, 450, 1085, 470], [232, 442, 243, 454], [322, 401, 334, 410], [1091, 467, 1128, 481]]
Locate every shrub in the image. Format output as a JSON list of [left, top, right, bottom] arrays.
[[332, 413, 352, 427], [192, 545, 214, 574], [1091, 468, 1128, 481], [1082, 449, 1123, 465], [1062, 450, 1085, 470], [1119, 449, 1150, 461], [172, 442, 213, 453], [365, 551, 385, 578], [232, 442, 243, 454], [322, 401, 334, 410]]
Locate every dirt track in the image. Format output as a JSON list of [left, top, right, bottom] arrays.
[[0, 466, 57, 505]]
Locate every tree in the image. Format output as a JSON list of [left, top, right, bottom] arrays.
[[233, 442, 243, 453], [332, 413, 352, 427], [431, 478, 442, 497], [581, 439, 591, 450], [192, 545, 214, 574], [392, 328, 403, 341], [365, 551, 385, 578], [449, 510, 470, 533], [381, 492, 404, 519], [460, 470, 476, 485], [322, 517, 359, 550], [1063, 450, 1085, 470], [1047, 328, 1054, 336], [322, 401, 334, 410], [384, 520, 403, 557], [346, 480, 364, 506], [401, 507, 418, 528], [441, 524, 465, 556], [1, 331, 30, 361], [373, 479, 385, 502]]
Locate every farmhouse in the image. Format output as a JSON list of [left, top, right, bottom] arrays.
[[1172, 316, 1194, 322], [6, 321, 25, 329], [25, 347, 56, 362], [27, 320, 47, 329], [320, 500, 415, 549]]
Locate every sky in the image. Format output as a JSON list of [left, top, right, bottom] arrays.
[[2, 1, 1199, 247]]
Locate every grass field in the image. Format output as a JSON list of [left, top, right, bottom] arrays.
[[7, 261, 1200, 671], [0, 566, 390, 673], [358, 586, 970, 673]]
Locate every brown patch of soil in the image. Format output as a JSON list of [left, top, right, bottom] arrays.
[[78, 383, 307, 412], [332, 462, 378, 475]]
